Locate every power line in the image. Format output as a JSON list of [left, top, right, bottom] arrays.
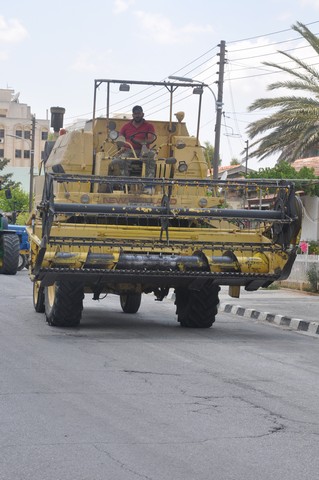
[[225, 61, 319, 82], [228, 43, 315, 63], [228, 53, 319, 73], [228, 32, 319, 54], [66, 20, 319, 131], [227, 20, 319, 44]]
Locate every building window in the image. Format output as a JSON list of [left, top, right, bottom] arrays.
[[0, 129, 4, 139], [41, 131, 48, 141], [24, 150, 30, 159], [0, 149, 4, 158], [15, 130, 22, 138], [15, 149, 22, 158], [24, 131, 31, 140]]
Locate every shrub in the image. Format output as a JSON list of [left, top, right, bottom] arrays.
[[308, 241, 319, 255], [306, 263, 319, 293]]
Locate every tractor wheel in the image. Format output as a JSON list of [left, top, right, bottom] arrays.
[[0, 234, 20, 275], [45, 281, 84, 327], [18, 254, 27, 271], [120, 293, 142, 314], [175, 283, 220, 328], [33, 281, 45, 313]]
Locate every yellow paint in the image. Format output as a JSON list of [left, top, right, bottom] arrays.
[[28, 111, 300, 290]]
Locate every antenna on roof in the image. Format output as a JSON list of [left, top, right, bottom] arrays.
[[11, 92, 20, 103]]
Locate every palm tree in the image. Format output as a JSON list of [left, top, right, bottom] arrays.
[[247, 22, 319, 163]]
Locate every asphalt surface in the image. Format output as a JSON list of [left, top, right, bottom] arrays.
[[2, 271, 319, 480], [219, 286, 319, 336]]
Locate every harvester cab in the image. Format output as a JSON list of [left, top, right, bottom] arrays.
[[28, 79, 302, 328]]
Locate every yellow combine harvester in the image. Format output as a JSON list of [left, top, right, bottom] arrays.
[[27, 79, 302, 328]]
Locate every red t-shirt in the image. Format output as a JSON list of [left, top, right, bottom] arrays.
[[119, 120, 155, 150]]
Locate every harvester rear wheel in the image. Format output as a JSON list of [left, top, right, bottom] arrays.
[[120, 293, 142, 314], [18, 254, 27, 271], [0, 234, 20, 275], [45, 281, 84, 327], [175, 284, 220, 328], [33, 281, 45, 313]]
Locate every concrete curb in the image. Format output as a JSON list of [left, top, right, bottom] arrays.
[[220, 303, 319, 336]]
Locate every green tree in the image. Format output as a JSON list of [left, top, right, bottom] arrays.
[[0, 158, 22, 189], [203, 141, 222, 167], [203, 141, 214, 168], [0, 187, 29, 224], [246, 161, 319, 195], [247, 22, 319, 163], [0, 157, 27, 223], [230, 158, 240, 165]]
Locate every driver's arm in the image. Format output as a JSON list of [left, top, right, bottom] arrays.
[[145, 123, 156, 144]]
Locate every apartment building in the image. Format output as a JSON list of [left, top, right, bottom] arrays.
[[0, 88, 50, 188]]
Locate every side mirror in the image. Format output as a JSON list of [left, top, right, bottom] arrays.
[[168, 124, 177, 133], [108, 120, 117, 131], [5, 188, 12, 199]]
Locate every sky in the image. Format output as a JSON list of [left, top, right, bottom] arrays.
[[1, 0, 319, 172]]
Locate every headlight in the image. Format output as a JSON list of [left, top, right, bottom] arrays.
[[109, 130, 118, 140], [81, 194, 90, 204], [198, 197, 208, 207], [178, 161, 188, 173]]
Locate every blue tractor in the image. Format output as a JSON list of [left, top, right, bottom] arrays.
[[0, 213, 20, 274], [7, 224, 30, 271]]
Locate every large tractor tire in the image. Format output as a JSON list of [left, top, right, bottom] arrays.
[[45, 281, 84, 327], [120, 293, 142, 314], [33, 281, 45, 313], [0, 234, 20, 275], [175, 283, 220, 328]]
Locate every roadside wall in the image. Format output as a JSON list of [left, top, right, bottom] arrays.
[[301, 196, 319, 242], [279, 254, 319, 290]]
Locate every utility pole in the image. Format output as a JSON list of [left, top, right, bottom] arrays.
[[212, 40, 226, 180], [29, 114, 36, 212]]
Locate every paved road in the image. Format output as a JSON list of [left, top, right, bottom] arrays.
[[1, 271, 319, 480]]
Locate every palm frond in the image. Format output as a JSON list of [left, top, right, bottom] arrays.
[[292, 22, 319, 54], [246, 22, 319, 163]]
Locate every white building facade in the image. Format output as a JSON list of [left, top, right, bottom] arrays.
[[0, 88, 50, 190]]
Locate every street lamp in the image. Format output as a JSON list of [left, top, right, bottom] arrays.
[[29, 115, 35, 213], [168, 75, 218, 105], [168, 76, 222, 179], [168, 75, 197, 83]]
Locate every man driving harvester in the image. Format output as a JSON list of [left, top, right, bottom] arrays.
[[119, 105, 156, 155]]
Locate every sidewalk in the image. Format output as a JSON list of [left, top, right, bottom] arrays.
[[219, 286, 319, 336]]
